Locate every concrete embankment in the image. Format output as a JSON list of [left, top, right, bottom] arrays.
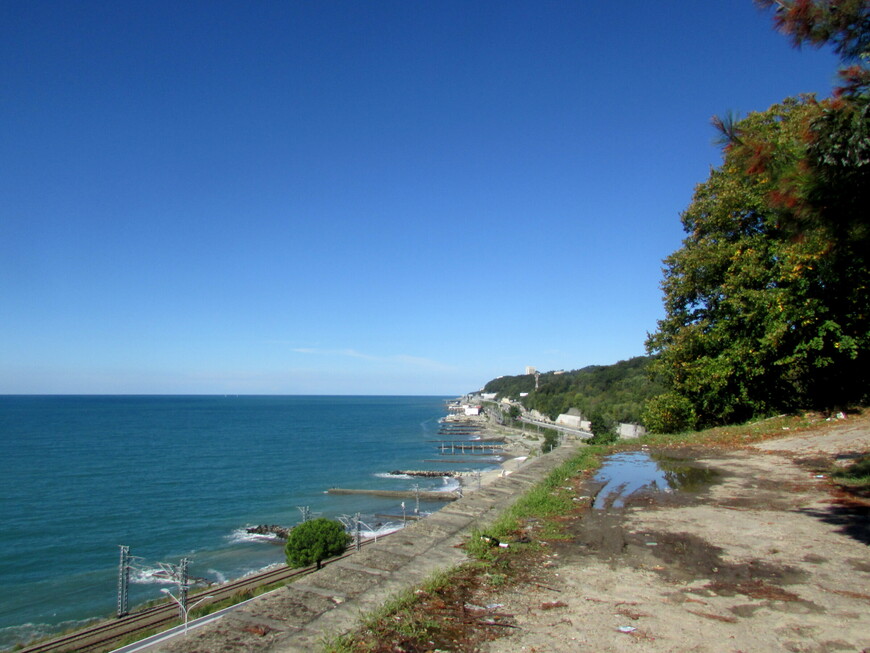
[[326, 488, 458, 501], [154, 439, 584, 653]]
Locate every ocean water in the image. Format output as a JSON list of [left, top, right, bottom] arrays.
[[0, 395, 489, 649]]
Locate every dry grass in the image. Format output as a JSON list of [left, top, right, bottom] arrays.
[[638, 411, 841, 448]]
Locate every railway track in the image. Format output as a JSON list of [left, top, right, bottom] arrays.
[[18, 539, 378, 653]]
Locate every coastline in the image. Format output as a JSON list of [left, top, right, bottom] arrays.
[[5, 400, 540, 652], [449, 414, 541, 494], [152, 433, 586, 651]]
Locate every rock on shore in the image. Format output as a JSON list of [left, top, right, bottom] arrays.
[[245, 524, 291, 539], [390, 470, 456, 477]]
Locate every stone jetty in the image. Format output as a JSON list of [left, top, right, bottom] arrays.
[[245, 524, 291, 539], [326, 488, 458, 501]]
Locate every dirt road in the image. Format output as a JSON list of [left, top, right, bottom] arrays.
[[482, 417, 870, 652]]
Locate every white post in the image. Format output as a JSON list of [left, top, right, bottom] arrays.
[[161, 589, 214, 635]]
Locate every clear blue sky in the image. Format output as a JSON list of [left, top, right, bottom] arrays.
[[1, 1, 841, 395]]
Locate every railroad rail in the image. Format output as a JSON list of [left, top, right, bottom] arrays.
[[18, 539, 378, 653]]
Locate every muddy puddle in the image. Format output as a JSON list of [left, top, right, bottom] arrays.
[[592, 450, 718, 509]]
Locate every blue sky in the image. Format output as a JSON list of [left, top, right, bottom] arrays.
[[1, 1, 841, 395]]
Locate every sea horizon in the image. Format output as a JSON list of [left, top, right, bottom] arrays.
[[0, 393, 459, 397]]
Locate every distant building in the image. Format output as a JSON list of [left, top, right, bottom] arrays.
[[464, 405, 482, 416], [556, 414, 583, 429], [556, 414, 591, 431], [617, 423, 647, 439], [481, 393, 497, 401], [519, 392, 529, 397], [525, 366, 536, 375]]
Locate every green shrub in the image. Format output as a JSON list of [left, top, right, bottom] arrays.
[[284, 518, 351, 569], [541, 428, 559, 452], [641, 393, 697, 434], [588, 428, 618, 445], [587, 410, 617, 444]]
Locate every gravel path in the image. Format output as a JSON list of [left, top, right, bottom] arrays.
[[481, 416, 870, 652]]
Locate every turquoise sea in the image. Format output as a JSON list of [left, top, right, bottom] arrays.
[[0, 395, 491, 649]]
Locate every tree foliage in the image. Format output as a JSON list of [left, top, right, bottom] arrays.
[[756, 0, 869, 96], [646, 3, 870, 428], [482, 374, 536, 398], [641, 393, 697, 434], [647, 94, 869, 426], [541, 428, 559, 452], [586, 409, 618, 444], [502, 357, 665, 424], [284, 518, 350, 569]]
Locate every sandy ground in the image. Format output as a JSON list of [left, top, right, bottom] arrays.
[[478, 416, 870, 653]]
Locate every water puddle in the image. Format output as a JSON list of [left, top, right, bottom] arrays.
[[592, 450, 718, 509]]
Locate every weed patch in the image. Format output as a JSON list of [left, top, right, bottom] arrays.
[[832, 453, 870, 489], [639, 412, 830, 448]]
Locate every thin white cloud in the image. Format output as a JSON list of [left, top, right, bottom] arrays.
[[391, 354, 454, 372], [288, 346, 453, 371], [290, 347, 377, 360]]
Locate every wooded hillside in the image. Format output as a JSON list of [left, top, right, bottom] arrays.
[[482, 356, 665, 424]]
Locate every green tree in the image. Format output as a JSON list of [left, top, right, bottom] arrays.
[[641, 393, 697, 434], [516, 357, 664, 424], [587, 410, 617, 445], [284, 518, 351, 570], [647, 1, 870, 427], [541, 428, 559, 452], [647, 95, 870, 427]]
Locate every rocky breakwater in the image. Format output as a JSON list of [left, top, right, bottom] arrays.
[[245, 524, 291, 539]]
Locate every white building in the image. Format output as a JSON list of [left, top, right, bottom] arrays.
[[556, 414, 591, 431], [617, 423, 647, 439]]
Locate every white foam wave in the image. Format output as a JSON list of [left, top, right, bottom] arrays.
[[130, 567, 176, 585], [434, 477, 461, 492], [360, 522, 404, 539], [239, 562, 282, 579], [226, 528, 282, 545], [374, 472, 412, 480], [205, 562, 284, 587], [0, 618, 99, 651], [207, 569, 228, 584]]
